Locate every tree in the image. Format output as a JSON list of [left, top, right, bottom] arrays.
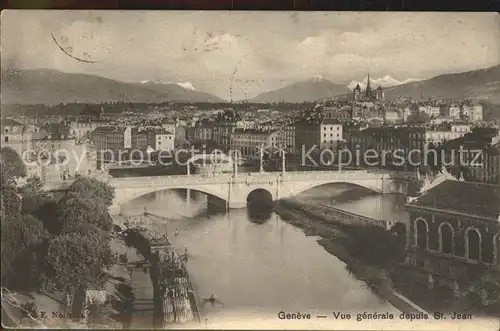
[[66, 178, 115, 208], [43, 230, 115, 295], [19, 176, 49, 215], [1, 214, 49, 287], [35, 199, 60, 235], [0, 185, 22, 225], [55, 192, 112, 234], [0, 147, 27, 182]]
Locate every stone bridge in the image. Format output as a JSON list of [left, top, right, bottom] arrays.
[[43, 170, 414, 215], [109, 170, 413, 214]]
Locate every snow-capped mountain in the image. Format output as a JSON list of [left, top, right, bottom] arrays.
[[348, 75, 422, 91]]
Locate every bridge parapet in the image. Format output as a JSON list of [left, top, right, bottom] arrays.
[[282, 170, 392, 181], [44, 170, 413, 194], [110, 173, 234, 188]]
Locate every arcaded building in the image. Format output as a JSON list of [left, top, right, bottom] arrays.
[[402, 169, 500, 304]]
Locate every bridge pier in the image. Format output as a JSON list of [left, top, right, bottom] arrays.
[[186, 188, 191, 205], [82, 170, 417, 218], [207, 195, 228, 214]]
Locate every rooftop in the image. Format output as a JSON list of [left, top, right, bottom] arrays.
[[1, 119, 23, 127], [94, 126, 127, 132], [321, 119, 342, 125], [233, 128, 278, 135], [407, 180, 500, 220]]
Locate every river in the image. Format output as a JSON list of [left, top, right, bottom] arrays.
[[120, 183, 410, 328]]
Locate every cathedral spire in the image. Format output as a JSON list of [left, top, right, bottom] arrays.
[[366, 72, 372, 97]]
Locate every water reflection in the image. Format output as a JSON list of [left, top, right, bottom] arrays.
[[121, 185, 400, 325], [246, 204, 273, 223]]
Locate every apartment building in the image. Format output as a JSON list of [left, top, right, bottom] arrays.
[[1, 119, 34, 157], [230, 129, 285, 158]]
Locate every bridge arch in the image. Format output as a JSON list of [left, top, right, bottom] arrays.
[[246, 188, 274, 223], [283, 180, 384, 199], [113, 184, 229, 209], [247, 188, 273, 206]]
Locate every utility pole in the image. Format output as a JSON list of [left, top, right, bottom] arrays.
[[186, 162, 191, 205], [259, 144, 264, 173], [281, 147, 286, 177], [234, 152, 238, 177]]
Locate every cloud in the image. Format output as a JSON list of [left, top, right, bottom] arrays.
[[177, 82, 197, 91], [347, 75, 422, 91], [1, 11, 499, 100]]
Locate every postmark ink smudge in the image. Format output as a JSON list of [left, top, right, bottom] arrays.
[[50, 33, 100, 64]]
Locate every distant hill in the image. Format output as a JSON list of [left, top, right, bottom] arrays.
[[383, 65, 500, 103], [251, 65, 500, 105], [0, 68, 225, 105], [249, 76, 350, 103]]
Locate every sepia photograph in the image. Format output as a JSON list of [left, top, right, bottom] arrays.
[[1, 10, 499, 330]]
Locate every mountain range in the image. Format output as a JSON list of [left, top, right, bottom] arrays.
[[250, 65, 500, 104], [1, 68, 224, 105], [249, 76, 350, 103], [382, 65, 500, 103], [1, 65, 499, 105]]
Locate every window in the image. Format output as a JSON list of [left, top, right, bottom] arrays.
[[415, 219, 428, 250], [4, 136, 8, 143], [4, 128, 8, 133], [466, 229, 481, 260], [439, 223, 453, 254]]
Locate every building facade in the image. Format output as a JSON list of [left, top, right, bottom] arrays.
[[69, 120, 101, 138], [193, 120, 214, 142], [319, 119, 343, 150], [463, 104, 483, 122], [1, 119, 34, 157], [443, 128, 500, 185], [93, 127, 129, 168], [283, 124, 296, 155], [230, 129, 285, 159], [402, 174, 500, 302]]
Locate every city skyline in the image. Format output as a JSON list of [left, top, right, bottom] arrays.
[[1, 11, 500, 101]]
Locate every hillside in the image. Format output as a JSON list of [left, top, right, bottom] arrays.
[[249, 77, 350, 103], [251, 65, 500, 105], [0, 68, 224, 105], [384, 65, 500, 103]]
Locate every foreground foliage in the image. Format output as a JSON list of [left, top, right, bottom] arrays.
[[1, 148, 116, 297]]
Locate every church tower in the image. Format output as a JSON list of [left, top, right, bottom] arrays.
[[376, 86, 384, 100], [354, 84, 361, 101], [365, 73, 373, 99]]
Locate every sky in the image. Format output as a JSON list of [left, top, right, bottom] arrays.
[[2, 11, 500, 101]]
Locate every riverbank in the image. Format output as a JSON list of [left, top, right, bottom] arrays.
[[116, 223, 201, 328], [274, 200, 428, 315]]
